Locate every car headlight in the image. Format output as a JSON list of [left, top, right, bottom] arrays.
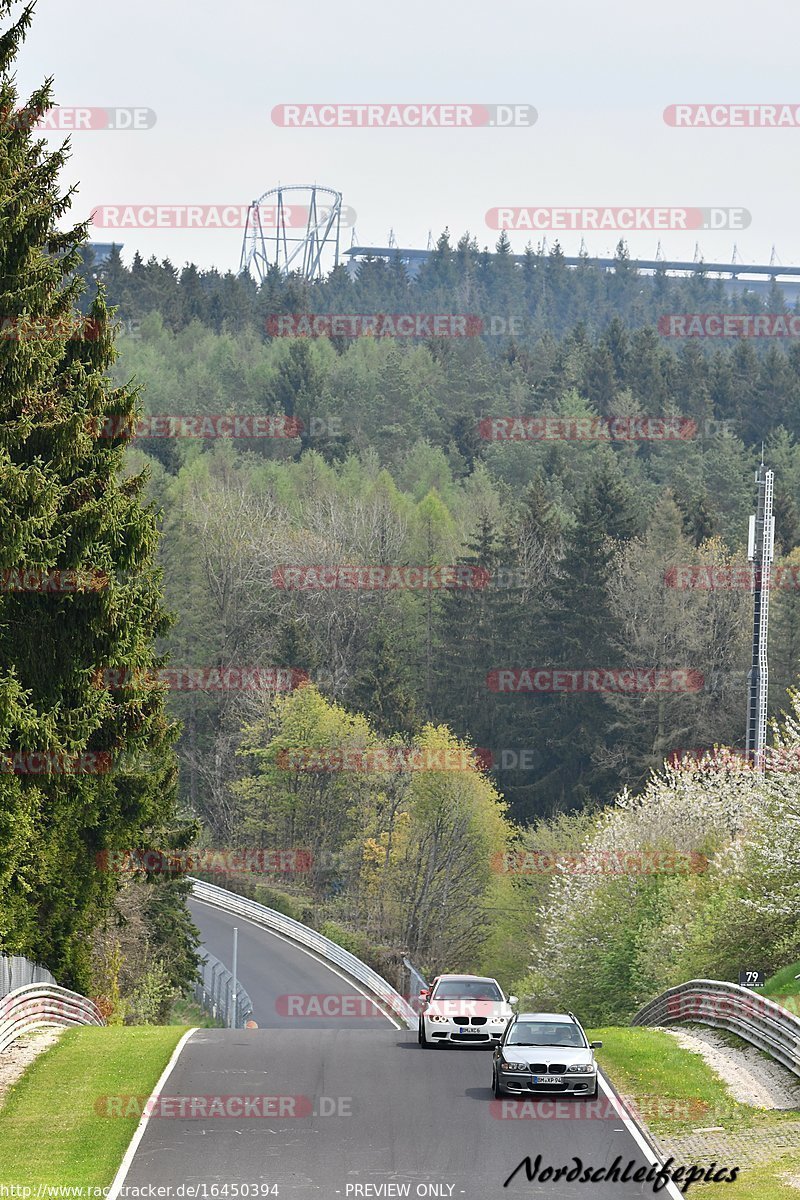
[[428, 1014, 449, 1023], [495, 1015, 510, 1023], [569, 1064, 596, 1074], [500, 1060, 527, 1071]]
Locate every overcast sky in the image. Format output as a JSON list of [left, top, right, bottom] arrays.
[[15, 0, 800, 274]]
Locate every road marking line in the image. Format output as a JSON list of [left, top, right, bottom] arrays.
[[598, 1070, 684, 1200], [191, 897, 405, 1030], [107, 1026, 197, 1199]]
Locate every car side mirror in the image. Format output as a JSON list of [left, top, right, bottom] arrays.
[[508, 995, 518, 1005], [419, 989, 429, 1000], [590, 1040, 603, 1049]]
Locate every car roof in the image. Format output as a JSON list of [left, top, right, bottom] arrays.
[[514, 1012, 580, 1023], [434, 974, 498, 983]]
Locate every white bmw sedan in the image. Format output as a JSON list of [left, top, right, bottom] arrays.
[[417, 974, 517, 1047]]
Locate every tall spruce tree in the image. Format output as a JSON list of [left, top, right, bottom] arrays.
[[431, 512, 507, 743], [0, 0, 186, 987], [528, 464, 638, 813]]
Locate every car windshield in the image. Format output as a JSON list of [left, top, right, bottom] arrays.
[[506, 1021, 586, 1047], [432, 980, 502, 1001]]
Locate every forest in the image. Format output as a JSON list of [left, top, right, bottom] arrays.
[[2, 0, 797, 1040], [92, 243, 800, 822], [58, 240, 800, 1010]]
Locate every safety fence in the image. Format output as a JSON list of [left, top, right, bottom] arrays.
[[403, 957, 428, 1014], [0, 954, 56, 997], [194, 949, 254, 1028]]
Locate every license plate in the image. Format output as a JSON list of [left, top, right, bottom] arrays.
[[532, 1076, 563, 1084]]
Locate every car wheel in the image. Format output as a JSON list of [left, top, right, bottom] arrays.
[[492, 1066, 504, 1098], [418, 1020, 429, 1047]]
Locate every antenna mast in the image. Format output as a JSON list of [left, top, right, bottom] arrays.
[[746, 464, 775, 772]]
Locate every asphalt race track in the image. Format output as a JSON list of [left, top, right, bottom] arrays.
[[189, 898, 388, 1030], [114, 897, 680, 1199]]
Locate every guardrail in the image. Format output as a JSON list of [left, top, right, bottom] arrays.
[[0, 983, 105, 1054], [189, 878, 417, 1028], [195, 949, 254, 1028], [632, 979, 800, 1078]]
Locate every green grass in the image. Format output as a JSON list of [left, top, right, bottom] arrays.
[[590, 1026, 749, 1135], [169, 997, 223, 1028], [764, 962, 800, 1004], [693, 1160, 800, 1199], [590, 1026, 800, 1199], [0, 1025, 189, 1186]]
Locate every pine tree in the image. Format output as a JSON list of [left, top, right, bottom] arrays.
[[431, 512, 506, 744], [0, 0, 183, 986], [583, 343, 617, 413], [528, 468, 638, 813], [346, 613, 420, 736]]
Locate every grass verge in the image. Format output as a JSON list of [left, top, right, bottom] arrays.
[[764, 962, 800, 1005], [590, 1026, 800, 1198], [169, 996, 223, 1028], [0, 1025, 189, 1186]]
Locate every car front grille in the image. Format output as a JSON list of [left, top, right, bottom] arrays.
[[451, 1016, 488, 1025], [528, 1062, 567, 1074]]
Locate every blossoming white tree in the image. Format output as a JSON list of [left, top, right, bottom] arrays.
[[521, 694, 800, 1022]]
